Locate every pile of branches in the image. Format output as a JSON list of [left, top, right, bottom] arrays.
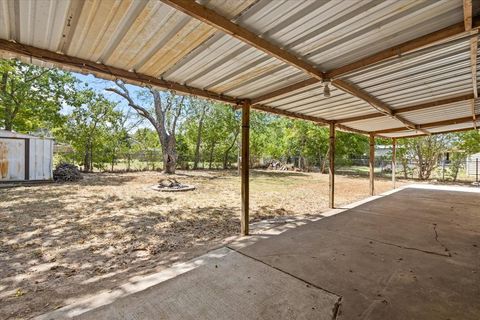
[[53, 163, 83, 182], [267, 160, 297, 171]]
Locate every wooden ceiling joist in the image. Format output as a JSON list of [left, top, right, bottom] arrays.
[[464, 0, 473, 31], [0, 39, 240, 105], [159, 0, 325, 81], [470, 99, 478, 129], [372, 114, 480, 134], [336, 93, 475, 123]]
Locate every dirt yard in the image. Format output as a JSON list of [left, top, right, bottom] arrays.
[[0, 170, 403, 319]]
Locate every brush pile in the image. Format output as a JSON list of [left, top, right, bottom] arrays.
[[53, 162, 83, 182]]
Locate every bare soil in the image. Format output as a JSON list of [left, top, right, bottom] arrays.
[[0, 170, 403, 319]]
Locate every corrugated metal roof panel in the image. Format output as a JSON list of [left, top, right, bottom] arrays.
[[428, 121, 478, 133], [227, 0, 466, 70], [400, 101, 474, 124], [344, 37, 473, 109], [261, 84, 375, 121], [342, 116, 405, 132]]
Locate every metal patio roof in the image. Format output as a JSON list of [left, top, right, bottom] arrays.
[[0, 0, 479, 138]]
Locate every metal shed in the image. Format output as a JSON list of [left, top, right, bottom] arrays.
[[0, 130, 54, 182]]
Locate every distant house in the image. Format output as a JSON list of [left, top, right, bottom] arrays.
[[0, 130, 54, 182], [467, 153, 480, 176]]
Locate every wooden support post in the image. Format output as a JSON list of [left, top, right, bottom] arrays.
[[329, 123, 335, 208], [369, 134, 375, 196], [241, 101, 250, 236], [392, 138, 396, 189]]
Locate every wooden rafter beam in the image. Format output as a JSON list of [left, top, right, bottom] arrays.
[[336, 93, 475, 123], [372, 114, 480, 134], [0, 39, 240, 105], [160, 0, 325, 81], [471, 99, 478, 129], [464, 0, 473, 31]]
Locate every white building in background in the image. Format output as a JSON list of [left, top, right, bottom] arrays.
[[0, 130, 54, 182], [467, 153, 480, 177]]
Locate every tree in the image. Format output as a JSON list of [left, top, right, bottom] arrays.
[[107, 81, 186, 174], [103, 110, 140, 172], [0, 59, 75, 132], [189, 97, 210, 169], [449, 130, 480, 181], [63, 89, 122, 172], [132, 128, 161, 170], [397, 135, 450, 180]]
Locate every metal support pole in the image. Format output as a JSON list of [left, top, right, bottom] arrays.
[[329, 123, 335, 208], [476, 158, 479, 183], [392, 138, 396, 189], [241, 101, 250, 236], [442, 158, 446, 181], [369, 134, 375, 196]]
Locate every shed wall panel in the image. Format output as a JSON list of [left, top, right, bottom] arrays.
[[0, 138, 25, 181]]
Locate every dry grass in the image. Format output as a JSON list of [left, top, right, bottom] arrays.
[[0, 170, 403, 319]]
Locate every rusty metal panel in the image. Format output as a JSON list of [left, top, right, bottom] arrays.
[[0, 138, 25, 181]]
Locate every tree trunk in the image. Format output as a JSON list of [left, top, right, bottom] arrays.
[[3, 104, 13, 131], [402, 158, 408, 179], [321, 147, 329, 173], [89, 144, 94, 172], [83, 150, 90, 172], [223, 130, 239, 169], [162, 136, 177, 174], [193, 106, 207, 170], [208, 142, 216, 169]]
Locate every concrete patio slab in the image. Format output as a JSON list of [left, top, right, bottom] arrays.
[[38, 185, 479, 320], [236, 187, 480, 319], [74, 250, 339, 320]]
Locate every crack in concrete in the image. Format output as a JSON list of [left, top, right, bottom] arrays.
[[232, 248, 343, 319], [433, 223, 451, 257], [364, 237, 451, 257], [332, 297, 342, 320]]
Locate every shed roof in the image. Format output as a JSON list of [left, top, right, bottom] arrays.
[[0, 129, 53, 140], [0, 0, 479, 138]]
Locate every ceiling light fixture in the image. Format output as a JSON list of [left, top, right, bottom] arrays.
[[323, 80, 331, 98]]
